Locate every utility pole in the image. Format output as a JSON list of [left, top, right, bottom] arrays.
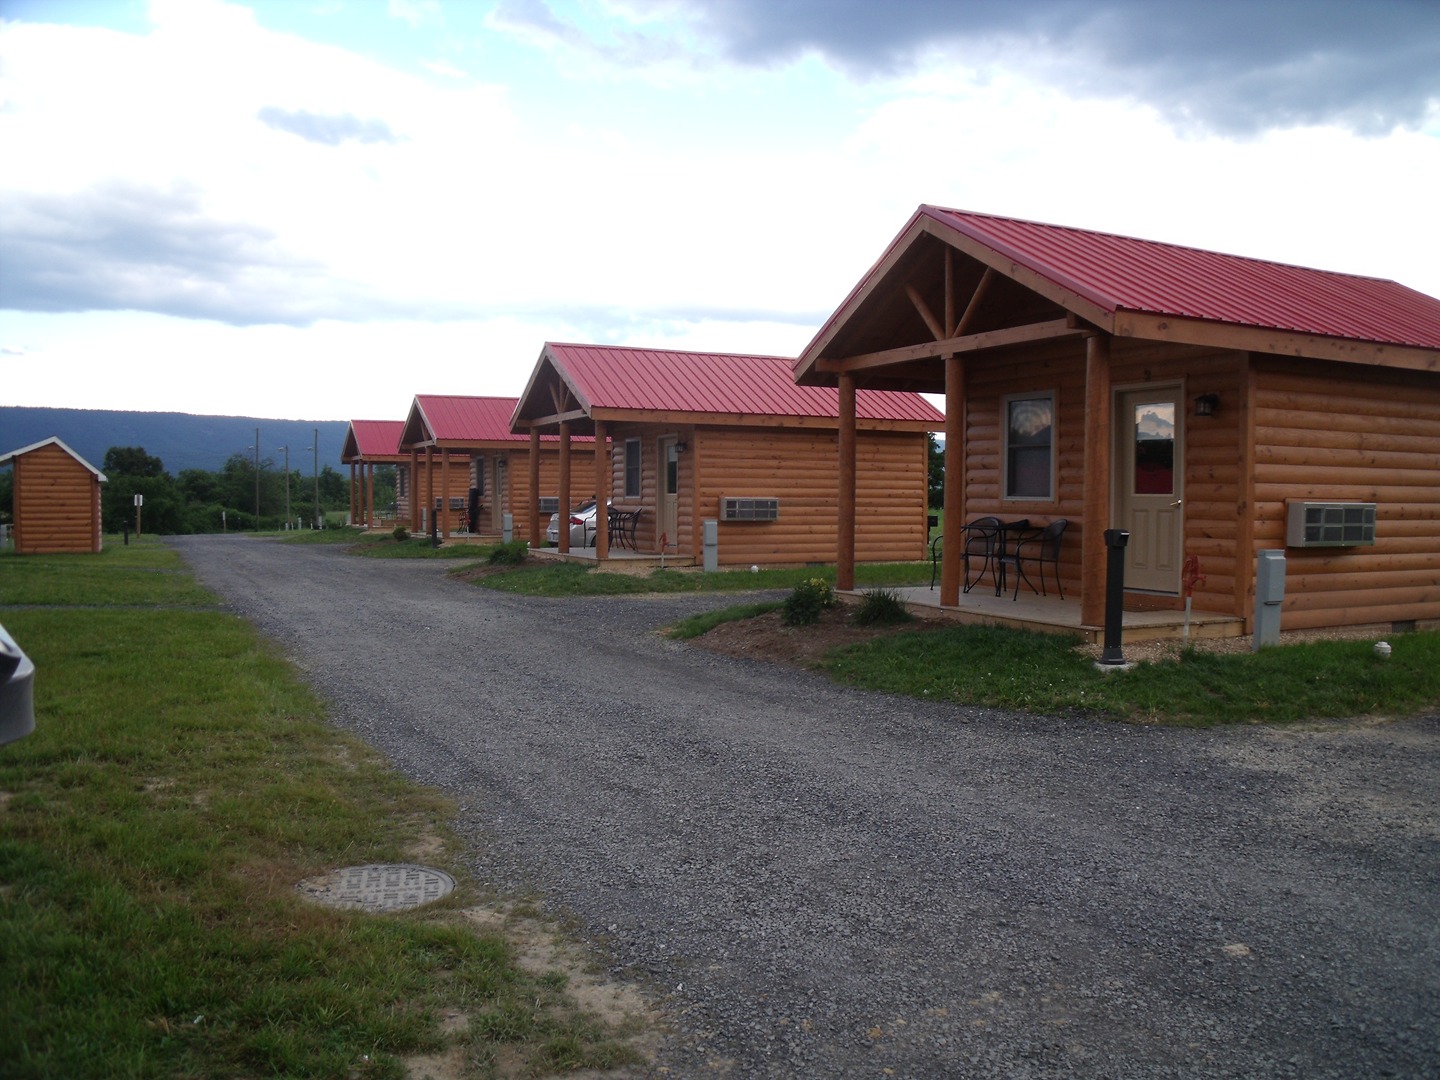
[[277, 445, 291, 528], [304, 428, 319, 528], [249, 428, 261, 530]]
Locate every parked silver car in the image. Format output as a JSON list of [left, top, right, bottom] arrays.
[[545, 500, 598, 547], [0, 622, 36, 746]]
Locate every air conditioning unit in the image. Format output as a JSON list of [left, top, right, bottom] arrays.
[[720, 497, 780, 522], [1285, 501, 1376, 547]]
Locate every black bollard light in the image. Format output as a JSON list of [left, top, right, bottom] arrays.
[[1098, 529, 1130, 667]]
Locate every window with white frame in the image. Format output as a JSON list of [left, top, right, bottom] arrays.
[[1003, 393, 1055, 500], [624, 438, 641, 498]]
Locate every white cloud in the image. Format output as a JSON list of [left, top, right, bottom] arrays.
[[1, 0, 1436, 423]]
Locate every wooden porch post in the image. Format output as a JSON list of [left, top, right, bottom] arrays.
[[940, 354, 965, 605], [409, 450, 420, 530], [527, 429, 541, 546], [1081, 332, 1113, 626], [594, 421, 610, 560], [440, 449, 451, 539], [837, 372, 857, 591], [423, 446, 434, 536], [557, 421, 572, 554], [365, 463, 375, 527], [348, 462, 357, 526]]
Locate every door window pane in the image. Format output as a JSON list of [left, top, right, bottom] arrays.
[[665, 442, 679, 496], [1133, 403, 1175, 495]]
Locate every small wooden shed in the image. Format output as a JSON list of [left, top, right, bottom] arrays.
[[341, 420, 407, 529], [397, 394, 594, 543], [511, 343, 944, 565], [795, 205, 1440, 633], [0, 437, 107, 554]]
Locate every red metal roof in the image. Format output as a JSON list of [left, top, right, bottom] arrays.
[[412, 395, 527, 443], [922, 205, 1440, 351], [409, 394, 592, 445], [541, 343, 945, 424], [343, 420, 404, 459]]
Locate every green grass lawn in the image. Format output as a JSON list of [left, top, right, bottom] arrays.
[[666, 594, 1440, 726], [0, 539, 642, 1078]]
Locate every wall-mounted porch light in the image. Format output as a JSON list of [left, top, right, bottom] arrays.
[[1194, 393, 1219, 417]]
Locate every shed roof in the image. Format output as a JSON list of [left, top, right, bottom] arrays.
[[0, 436, 108, 481], [340, 420, 405, 462], [514, 343, 945, 431]]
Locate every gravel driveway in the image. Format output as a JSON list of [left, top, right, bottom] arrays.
[[168, 536, 1440, 1079]]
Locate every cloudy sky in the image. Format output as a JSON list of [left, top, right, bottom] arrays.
[[2, 0, 1437, 422]]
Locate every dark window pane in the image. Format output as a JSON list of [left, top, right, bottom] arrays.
[[1006, 398, 1052, 498]]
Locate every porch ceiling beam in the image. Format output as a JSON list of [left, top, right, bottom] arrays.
[[547, 379, 578, 416], [526, 408, 589, 428], [954, 267, 994, 338], [905, 283, 946, 341], [816, 318, 1083, 373]]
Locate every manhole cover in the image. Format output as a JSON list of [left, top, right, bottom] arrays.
[[296, 864, 456, 912]]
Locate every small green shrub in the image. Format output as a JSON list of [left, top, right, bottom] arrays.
[[488, 540, 529, 565], [853, 587, 913, 627], [782, 577, 835, 626], [392, 526, 410, 541]]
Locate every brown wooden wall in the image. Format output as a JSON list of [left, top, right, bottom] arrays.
[[1251, 357, 1440, 631], [956, 340, 1440, 631], [603, 423, 930, 565], [10, 443, 103, 554], [400, 453, 474, 531], [502, 446, 595, 543], [958, 339, 1246, 612]]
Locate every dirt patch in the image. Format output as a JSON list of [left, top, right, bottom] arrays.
[[694, 603, 933, 667], [400, 905, 661, 1080], [693, 605, 1397, 670]]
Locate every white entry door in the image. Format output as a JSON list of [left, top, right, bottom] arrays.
[[658, 437, 679, 551], [1116, 388, 1183, 593]]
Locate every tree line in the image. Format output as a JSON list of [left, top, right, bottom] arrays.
[[0, 446, 396, 535]]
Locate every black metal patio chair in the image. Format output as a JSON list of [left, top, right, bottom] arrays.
[[996, 518, 1068, 601]]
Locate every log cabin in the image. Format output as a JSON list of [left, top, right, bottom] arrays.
[[0, 437, 107, 554], [397, 394, 594, 544], [510, 343, 944, 564], [340, 420, 407, 529], [795, 205, 1440, 634]]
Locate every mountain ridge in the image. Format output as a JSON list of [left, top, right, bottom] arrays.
[[1, 407, 353, 476]]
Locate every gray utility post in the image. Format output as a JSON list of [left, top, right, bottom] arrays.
[[703, 518, 718, 572], [1253, 549, 1286, 650]]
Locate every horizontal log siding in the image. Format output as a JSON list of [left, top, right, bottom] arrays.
[[960, 341, 1246, 609], [509, 448, 594, 544], [13, 443, 102, 554], [1252, 358, 1440, 630], [694, 427, 928, 566]]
